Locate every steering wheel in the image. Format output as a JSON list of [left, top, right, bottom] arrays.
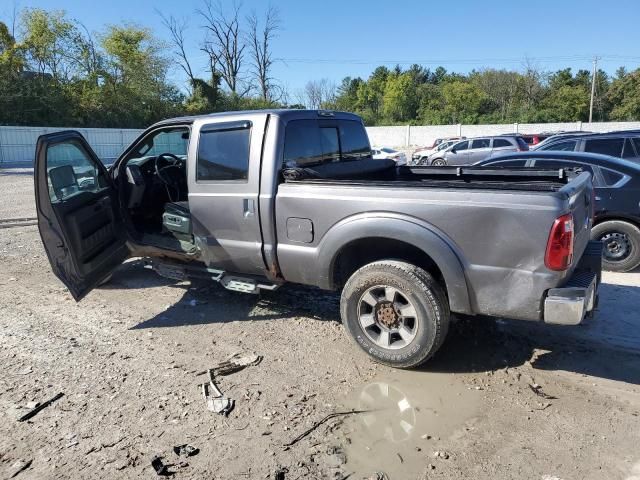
[[155, 153, 182, 187], [155, 153, 184, 202]]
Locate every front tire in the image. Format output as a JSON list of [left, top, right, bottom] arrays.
[[591, 220, 640, 272], [340, 260, 450, 368], [431, 158, 446, 166]]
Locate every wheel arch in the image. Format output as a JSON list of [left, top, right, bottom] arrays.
[[317, 214, 473, 315], [593, 214, 640, 230]]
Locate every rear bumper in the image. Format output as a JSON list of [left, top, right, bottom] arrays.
[[543, 241, 603, 325]]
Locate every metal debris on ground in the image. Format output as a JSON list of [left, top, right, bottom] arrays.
[[273, 466, 288, 480], [201, 370, 235, 415], [151, 455, 172, 476], [528, 383, 557, 400], [365, 472, 389, 480], [282, 410, 371, 447], [173, 444, 199, 457], [9, 459, 33, 478], [196, 353, 263, 377], [17, 392, 64, 422], [197, 353, 262, 415]]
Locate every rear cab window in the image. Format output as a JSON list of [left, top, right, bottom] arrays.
[[283, 119, 372, 167]]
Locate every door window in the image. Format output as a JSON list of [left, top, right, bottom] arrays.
[[471, 139, 490, 149], [197, 123, 251, 181], [484, 159, 528, 167], [622, 138, 637, 159], [452, 140, 469, 151], [492, 138, 512, 148], [584, 138, 624, 157], [47, 141, 106, 202], [539, 140, 577, 151], [534, 159, 598, 184], [599, 167, 626, 187]]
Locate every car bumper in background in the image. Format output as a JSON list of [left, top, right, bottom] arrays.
[[543, 241, 603, 325]]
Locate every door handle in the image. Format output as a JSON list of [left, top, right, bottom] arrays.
[[243, 199, 255, 217]]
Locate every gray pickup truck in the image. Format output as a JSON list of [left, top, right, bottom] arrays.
[[34, 110, 602, 368]]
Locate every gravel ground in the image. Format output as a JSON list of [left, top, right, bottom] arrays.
[[1, 169, 640, 480]]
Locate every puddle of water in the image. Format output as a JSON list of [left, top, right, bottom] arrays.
[[339, 370, 481, 478]]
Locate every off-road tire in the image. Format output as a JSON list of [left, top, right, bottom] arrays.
[[340, 260, 450, 368], [591, 220, 640, 272]]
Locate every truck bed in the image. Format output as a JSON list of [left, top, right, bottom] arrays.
[[275, 164, 594, 322]]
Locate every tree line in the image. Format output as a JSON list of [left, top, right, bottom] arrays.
[[325, 63, 640, 126], [1, 4, 639, 128]]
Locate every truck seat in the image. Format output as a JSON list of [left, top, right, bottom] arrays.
[[163, 201, 191, 235]]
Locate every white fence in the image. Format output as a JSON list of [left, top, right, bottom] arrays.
[[2, 121, 640, 165], [0, 126, 143, 166], [367, 121, 640, 148]]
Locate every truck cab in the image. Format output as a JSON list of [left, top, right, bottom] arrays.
[[35, 110, 370, 300]]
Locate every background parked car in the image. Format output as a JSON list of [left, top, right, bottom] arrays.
[[517, 133, 551, 146], [429, 135, 528, 166], [477, 151, 640, 272], [411, 139, 458, 165], [371, 146, 407, 165], [533, 132, 640, 163]]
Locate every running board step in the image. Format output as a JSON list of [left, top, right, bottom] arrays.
[[221, 275, 279, 294], [144, 258, 279, 294]]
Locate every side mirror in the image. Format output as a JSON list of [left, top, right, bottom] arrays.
[[450, 148, 456, 154]]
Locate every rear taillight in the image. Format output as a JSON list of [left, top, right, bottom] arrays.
[[545, 213, 574, 271]]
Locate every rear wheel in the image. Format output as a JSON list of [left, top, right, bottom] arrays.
[[340, 260, 450, 368], [431, 158, 446, 166], [591, 220, 640, 272]]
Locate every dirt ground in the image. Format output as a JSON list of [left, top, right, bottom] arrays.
[[1, 169, 640, 480]]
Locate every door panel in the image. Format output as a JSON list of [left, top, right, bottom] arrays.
[[35, 131, 128, 300], [188, 115, 268, 275]]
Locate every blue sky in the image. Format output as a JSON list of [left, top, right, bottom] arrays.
[[3, 0, 640, 96]]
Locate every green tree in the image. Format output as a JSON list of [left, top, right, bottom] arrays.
[[539, 84, 590, 122], [441, 81, 486, 124], [382, 72, 418, 122], [608, 69, 640, 121], [98, 25, 182, 127]]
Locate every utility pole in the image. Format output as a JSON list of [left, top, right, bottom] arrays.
[[589, 57, 598, 124]]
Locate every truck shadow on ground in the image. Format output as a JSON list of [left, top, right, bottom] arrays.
[[123, 264, 640, 385], [127, 269, 341, 329]]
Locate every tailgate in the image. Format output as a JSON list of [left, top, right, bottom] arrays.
[[559, 171, 594, 269]]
